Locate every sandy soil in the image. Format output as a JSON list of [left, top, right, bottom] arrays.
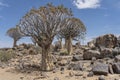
[[0, 67, 120, 80]]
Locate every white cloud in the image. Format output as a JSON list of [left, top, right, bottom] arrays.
[[73, 0, 101, 9], [0, 2, 9, 7]]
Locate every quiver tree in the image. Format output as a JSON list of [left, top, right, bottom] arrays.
[[6, 26, 23, 47], [58, 17, 86, 55], [18, 4, 72, 71]]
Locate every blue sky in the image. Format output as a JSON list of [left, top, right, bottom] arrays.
[[0, 0, 120, 48]]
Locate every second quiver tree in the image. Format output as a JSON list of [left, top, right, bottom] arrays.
[[6, 26, 24, 47], [58, 17, 86, 55], [18, 3, 72, 71]]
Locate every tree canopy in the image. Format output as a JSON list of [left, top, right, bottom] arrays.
[[58, 17, 86, 40]]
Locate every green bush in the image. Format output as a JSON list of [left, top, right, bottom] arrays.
[[0, 49, 15, 62]]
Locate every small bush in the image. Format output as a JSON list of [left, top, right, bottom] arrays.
[[59, 49, 68, 56], [0, 49, 15, 62]]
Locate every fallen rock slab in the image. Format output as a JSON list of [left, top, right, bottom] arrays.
[[92, 63, 109, 75]]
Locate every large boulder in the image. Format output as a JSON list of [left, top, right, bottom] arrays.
[[95, 34, 117, 48], [115, 55, 120, 62], [83, 50, 101, 60], [100, 48, 113, 58], [112, 63, 120, 74], [72, 55, 83, 61], [112, 47, 120, 56], [92, 63, 109, 75]]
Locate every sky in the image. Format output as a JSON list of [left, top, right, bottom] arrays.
[[0, 0, 120, 48]]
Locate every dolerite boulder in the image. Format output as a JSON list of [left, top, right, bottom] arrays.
[[87, 40, 96, 49], [109, 64, 114, 74], [115, 55, 120, 62], [72, 55, 83, 61], [112, 63, 120, 74], [112, 47, 120, 56], [95, 34, 117, 48], [87, 72, 94, 77], [98, 75, 105, 80], [73, 49, 84, 55], [68, 62, 83, 71], [83, 50, 101, 60], [100, 48, 113, 58], [92, 63, 109, 75]]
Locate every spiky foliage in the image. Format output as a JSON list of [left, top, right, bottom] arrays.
[[58, 17, 86, 40], [18, 3, 72, 71]]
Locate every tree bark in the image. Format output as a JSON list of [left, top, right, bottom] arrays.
[[13, 39, 17, 47], [65, 39, 68, 49], [41, 46, 54, 71], [65, 37, 73, 55]]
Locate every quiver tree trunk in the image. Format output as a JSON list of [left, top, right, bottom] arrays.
[[41, 45, 54, 71], [65, 36, 73, 55], [60, 39, 63, 49], [65, 39, 68, 49], [13, 39, 17, 47]]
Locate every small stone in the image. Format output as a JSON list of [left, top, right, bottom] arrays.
[[69, 71, 74, 77], [98, 75, 105, 80], [61, 71, 64, 74], [75, 71, 83, 76], [60, 67, 64, 71], [53, 69, 57, 73], [82, 75, 87, 79], [87, 72, 94, 77], [92, 57, 97, 61], [20, 76, 24, 80], [54, 77, 60, 80], [40, 72, 49, 78]]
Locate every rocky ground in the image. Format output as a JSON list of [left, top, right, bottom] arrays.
[[0, 34, 120, 80], [0, 51, 120, 80]]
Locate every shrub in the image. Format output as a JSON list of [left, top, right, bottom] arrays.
[[0, 49, 15, 62]]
